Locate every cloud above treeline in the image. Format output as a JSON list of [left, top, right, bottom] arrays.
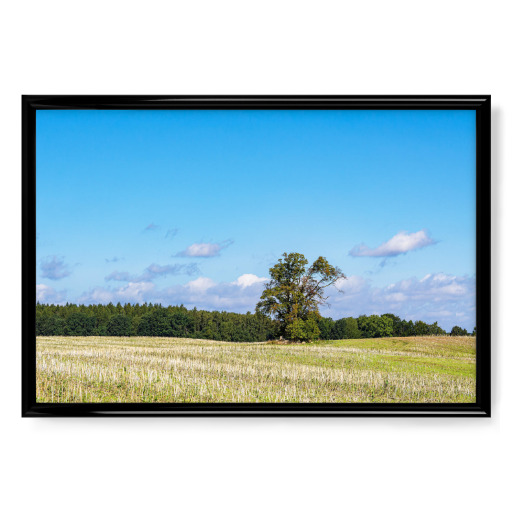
[[73, 270, 474, 330], [350, 229, 436, 258], [36, 284, 66, 304], [324, 272, 475, 330], [78, 273, 268, 312], [105, 263, 199, 283], [176, 240, 233, 258], [40, 256, 71, 280]]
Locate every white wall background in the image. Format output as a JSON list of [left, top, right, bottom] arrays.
[[1, 1, 509, 510]]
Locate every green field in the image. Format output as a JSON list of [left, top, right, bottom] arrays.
[[36, 335, 476, 403]]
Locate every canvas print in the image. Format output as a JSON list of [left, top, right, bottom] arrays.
[[35, 108, 477, 404]]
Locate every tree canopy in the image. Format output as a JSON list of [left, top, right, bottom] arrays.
[[36, 301, 465, 341], [36, 302, 276, 341], [256, 252, 346, 341], [450, 325, 469, 336]]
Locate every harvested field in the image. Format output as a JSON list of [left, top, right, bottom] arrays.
[[36, 335, 476, 403]]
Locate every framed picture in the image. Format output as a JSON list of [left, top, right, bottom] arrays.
[[22, 96, 491, 416]]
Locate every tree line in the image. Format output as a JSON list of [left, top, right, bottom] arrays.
[[317, 314, 473, 339], [35, 302, 472, 341], [36, 302, 276, 342]]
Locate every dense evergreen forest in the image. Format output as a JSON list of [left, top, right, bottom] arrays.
[[35, 302, 472, 341]]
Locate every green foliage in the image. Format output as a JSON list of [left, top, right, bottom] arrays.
[[332, 317, 361, 339], [450, 325, 469, 336], [106, 315, 132, 336], [36, 302, 276, 342], [317, 317, 335, 340], [285, 315, 321, 342], [257, 252, 346, 341], [358, 315, 393, 338], [318, 314, 448, 341], [413, 320, 430, 336], [381, 313, 403, 335], [379, 314, 446, 337], [285, 318, 307, 342], [36, 313, 66, 336], [35, 300, 459, 342], [137, 308, 194, 337], [304, 316, 321, 341], [427, 322, 446, 336], [65, 312, 96, 336]]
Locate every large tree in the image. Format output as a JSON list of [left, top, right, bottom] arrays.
[[256, 252, 346, 341]]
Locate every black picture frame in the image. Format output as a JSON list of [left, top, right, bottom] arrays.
[[22, 95, 491, 417]]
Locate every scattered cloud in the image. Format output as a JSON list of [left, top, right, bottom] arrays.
[[349, 229, 436, 258], [40, 256, 71, 280], [174, 274, 268, 310], [143, 223, 159, 232], [233, 274, 268, 288], [79, 281, 155, 305], [186, 276, 216, 292], [78, 273, 268, 313], [105, 263, 199, 283], [325, 272, 475, 331], [76, 270, 474, 330], [36, 284, 66, 304], [146, 263, 198, 276], [105, 271, 133, 282], [176, 240, 233, 258], [105, 256, 122, 264], [165, 228, 179, 239]]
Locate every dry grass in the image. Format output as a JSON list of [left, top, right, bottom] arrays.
[[36, 335, 476, 403]]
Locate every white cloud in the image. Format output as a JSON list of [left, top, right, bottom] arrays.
[[186, 277, 216, 292], [232, 274, 268, 288], [116, 282, 155, 302], [325, 272, 475, 331], [73, 270, 475, 331], [178, 243, 219, 257], [36, 284, 66, 304], [78, 281, 155, 304], [350, 229, 436, 258], [170, 273, 267, 310], [176, 240, 233, 258], [76, 273, 268, 313]]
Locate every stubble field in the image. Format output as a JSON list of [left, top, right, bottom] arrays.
[[36, 335, 476, 403]]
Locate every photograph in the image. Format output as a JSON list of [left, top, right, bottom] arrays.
[[6, 4, 509, 511], [24, 96, 490, 414]]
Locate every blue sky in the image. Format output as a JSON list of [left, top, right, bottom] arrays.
[[36, 109, 476, 330]]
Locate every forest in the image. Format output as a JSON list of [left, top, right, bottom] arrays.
[[35, 302, 473, 341]]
